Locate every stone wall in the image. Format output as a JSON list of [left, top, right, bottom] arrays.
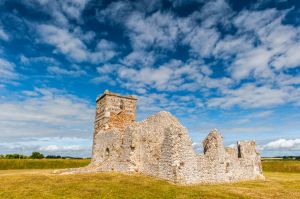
[[62, 91, 264, 184], [92, 90, 136, 159]]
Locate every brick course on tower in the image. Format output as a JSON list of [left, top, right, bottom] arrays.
[[94, 90, 137, 133]]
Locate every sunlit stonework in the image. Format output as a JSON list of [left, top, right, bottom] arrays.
[[62, 90, 264, 184]]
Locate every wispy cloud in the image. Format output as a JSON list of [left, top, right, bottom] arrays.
[[0, 26, 9, 41], [48, 65, 86, 77], [37, 24, 117, 64], [0, 87, 94, 138], [207, 84, 289, 108], [0, 57, 18, 81], [23, 0, 90, 27], [37, 24, 88, 62]]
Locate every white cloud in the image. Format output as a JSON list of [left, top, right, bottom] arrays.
[[98, 3, 187, 52], [136, 92, 204, 120], [96, 39, 116, 51], [261, 139, 300, 151], [113, 2, 226, 55], [58, 0, 90, 20], [121, 51, 156, 67], [115, 59, 206, 91], [227, 8, 300, 80], [39, 145, 88, 151], [118, 66, 172, 88], [125, 11, 180, 50], [171, 0, 203, 7], [231, 47, 274, 80], [184, 26, 220, 57], [97, 0, 162, 24], [277, 74, 300, 86], [273, 43, 300, 69], [91, 63, 122, 85], [20, 55, 60, 66], [0, 58, 18, 81], [208, 84, 288, 108], [24, 0, 90, 26], [96, 1, 133, 24], [248, 110, 273, 118], [195, 0, 232, 28], [96, 64, 121, 74], [233, 9, 281, 32], [48, 65, 86, 77], [90, 75, 116, 85], [87, 1, 300, 111], [0, 27, 9, 41], [0, 87, 94, 156], [0, 137, 92, 156], [37, 25, 117, 64], [38, 24, 88, 62], [92, 59, 234, 95], [30, 0, 300, 85], [89, 39, 117, 64], [134, 0, 162, 13], [213, 35, 253, 58], [0, 87, 94, 138]]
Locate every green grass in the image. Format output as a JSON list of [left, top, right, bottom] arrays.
[[0, 160, 299, 198], [262, 160, 300, 173], [0, 171, 299, 199], [1, 158, 299, 172], [0, 159, 90, 170]]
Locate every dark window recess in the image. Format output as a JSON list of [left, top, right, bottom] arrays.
[[106, 148, 110, 156], [130, 146, 135, 151], [238, 145, 242, 158]]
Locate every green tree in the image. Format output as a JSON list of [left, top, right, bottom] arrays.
[[30, 152, 44, 159], [6, 154, 21, 159]]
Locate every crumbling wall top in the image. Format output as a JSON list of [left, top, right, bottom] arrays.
[[203, 129, 223, 154]]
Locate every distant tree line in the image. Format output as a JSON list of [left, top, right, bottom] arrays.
[[0, 152, 44, 159], [281, 156, 300, 160], [268, 156, 300, 160], [0, 152, 89, 159]]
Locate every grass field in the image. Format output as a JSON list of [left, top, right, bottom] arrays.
[[262, 160, 300, 173], [0, 159, 90, 170], [0, 160, 299, 199]]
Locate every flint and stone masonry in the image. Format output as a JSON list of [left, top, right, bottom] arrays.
[[63, 90, 264, 184]]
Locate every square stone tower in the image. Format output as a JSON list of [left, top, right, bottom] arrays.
[[94, 90, 137, 135]]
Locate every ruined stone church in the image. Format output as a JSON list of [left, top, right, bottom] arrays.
[[63, 90, 264, 184]]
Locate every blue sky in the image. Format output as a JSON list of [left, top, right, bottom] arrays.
[[0, 0, 300, 157]]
